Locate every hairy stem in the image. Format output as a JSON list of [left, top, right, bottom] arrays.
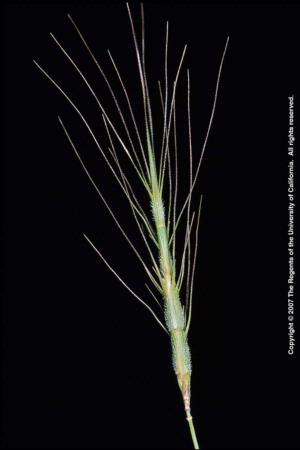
[[148, 137, 194, 444]]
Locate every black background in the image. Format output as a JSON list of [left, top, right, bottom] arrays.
[[2, 2, 300, 448]]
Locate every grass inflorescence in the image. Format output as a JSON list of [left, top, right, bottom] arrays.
[[34, 4, 229, 448]]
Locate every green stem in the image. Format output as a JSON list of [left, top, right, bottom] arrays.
[[187, 416, 200, 449]]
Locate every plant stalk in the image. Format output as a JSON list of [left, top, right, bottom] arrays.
[[187, 416, 200, 449]]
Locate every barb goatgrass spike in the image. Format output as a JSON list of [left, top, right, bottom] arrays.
[[34, 4, 229, 449]]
